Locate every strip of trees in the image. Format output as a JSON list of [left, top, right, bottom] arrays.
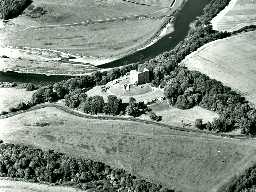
[[65, 90, 149, 117], [0, 143, 173, 192]]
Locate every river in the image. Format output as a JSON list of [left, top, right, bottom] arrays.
[[0, 0, 211, 85]]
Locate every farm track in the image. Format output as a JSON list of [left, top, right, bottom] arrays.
[[0, 103, 248, 140], [22, 10, 169, 31]]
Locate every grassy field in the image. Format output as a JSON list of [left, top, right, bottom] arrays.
[[1, 106, 256, 192], [0, 88, 35, 113], [211, 0, 256, 32], [141, 101, 218, 127], [0, 178, 84, 192], [0, 0, 184, 75], [181, 31, 256, 105]]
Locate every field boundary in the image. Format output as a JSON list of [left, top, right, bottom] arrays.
[[0, 103, 249, 139]]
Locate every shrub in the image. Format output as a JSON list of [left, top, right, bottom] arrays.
[[0, 111, 8, 115], [25, 83, 37, 91], [149, 111, 162, 122], [195, 119, 203, 129]]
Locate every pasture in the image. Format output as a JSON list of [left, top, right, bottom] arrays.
[[0, 0, 184, 74], [211, 0, 256, 32], [181, 31, 256, 105], [0, 88, 35, 113], [0, 106, 256, 192]]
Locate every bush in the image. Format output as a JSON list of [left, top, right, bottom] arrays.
[[25, 83, 37, 91], [149, 111, 162, 122], [195, 119, 203, 129], [0, 111, 8, 115]]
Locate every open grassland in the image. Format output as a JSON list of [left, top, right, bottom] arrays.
[[182, 31, 256, 105], [0, 0, 183, 74], [1, 107, 256, 192], [0, 88, 35, 113], [0, 178, 84, 192], [212, 0, 256, 32]]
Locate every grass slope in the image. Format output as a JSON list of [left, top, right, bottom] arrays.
[[181, 31, 256, 105], [0, 107, 256, 192], [211, 0, 256, 32]]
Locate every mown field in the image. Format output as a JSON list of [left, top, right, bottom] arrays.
[[1, 106, 256, 192], [0, 178, 84, 192], [0, 88, 35, 113], [182, 31, 256, 105], [211, 0, 256, 32]]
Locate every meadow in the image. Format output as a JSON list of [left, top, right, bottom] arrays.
[[181, 31, 256, 105], [211, 0, 256, 32], [1, 106, 256, 192], [0, 0, 183, 75]]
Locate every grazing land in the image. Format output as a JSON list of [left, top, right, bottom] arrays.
[[181, 31, 256, 105], [0, 0, 183, 75], [0, 178, 84, 192], [211, 0, 256, 32], [1, 106, 256, 192], [0, 88, 35, 113]]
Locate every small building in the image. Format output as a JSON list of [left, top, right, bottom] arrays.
[[130, 68, 150, 85]]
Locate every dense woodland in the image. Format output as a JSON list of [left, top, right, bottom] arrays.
[[0, 0, 31, 19], [0, 143, 173, 192]]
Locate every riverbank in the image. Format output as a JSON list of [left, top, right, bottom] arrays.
[[0, 0, 185, 77]]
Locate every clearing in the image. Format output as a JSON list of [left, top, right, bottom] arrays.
[[0, 88, 35, 113], [0, 106, 256, 192], [141, 101, 219, 127], [181, 31, 256, 105], [211, 0, 256, 32], [86, 75, 164, 103]]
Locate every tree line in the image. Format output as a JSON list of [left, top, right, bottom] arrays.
[[164, 67, 256, 134], [0, 143, 173, 192], [65, 90, 149, 117]]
